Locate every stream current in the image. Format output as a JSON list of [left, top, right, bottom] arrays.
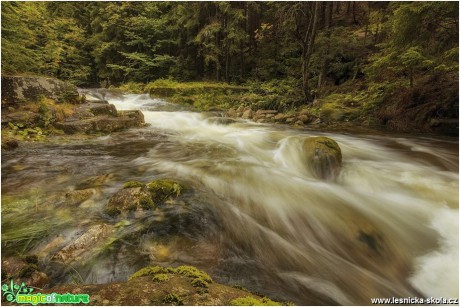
[[2, 91, 458, 305]]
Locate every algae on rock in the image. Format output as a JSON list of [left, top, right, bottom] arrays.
[[302, 136, 342, 180]]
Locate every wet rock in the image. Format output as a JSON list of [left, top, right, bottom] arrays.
[[302, 136, 342, 180], [105, 187, 154, 216], [52, 224, 114, 264], [146, 179, 184, 202], [294, 120, 304, 126], [64, 189, 97, 206], [206, 117, 238, 125], [242, 109, 253, 119], [227, 108, 237, 118], [46, 265, 283, 306], [118, 110, 145, 125], [274, 113, 287, 122], [1, 76, 79, 106], [75, 174, 113, 190], [297, 114, 310, 124], [87, 103, 117, 116], [55, 106, 145, 134], [105, 179, 184, 216], [55, 114, 144, 134], [2, 256, 50, 288], [1, 137, 18, 150]]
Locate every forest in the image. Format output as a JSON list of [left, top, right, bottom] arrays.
[[2, 1, 459, 134]]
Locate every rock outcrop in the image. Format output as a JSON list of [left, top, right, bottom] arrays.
[[1, 76, 79, 106], [54, 101, 145, 134]]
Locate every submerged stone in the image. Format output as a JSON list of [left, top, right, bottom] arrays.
[[52, 224, 114, 264], [302, 136, 342, 180], [2, 256, 50, 288], [105, 187, 154, 216]]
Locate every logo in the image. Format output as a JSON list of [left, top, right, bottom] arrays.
[[2, 280, 90, 305]]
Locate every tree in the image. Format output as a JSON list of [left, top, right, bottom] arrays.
[[279, 2, 321, 102]]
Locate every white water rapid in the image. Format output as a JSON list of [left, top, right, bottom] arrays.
[[103, 92, 458, 305]]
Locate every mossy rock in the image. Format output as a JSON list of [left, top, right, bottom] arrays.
[[129, 266, 173, 280], [152, 274, 170, 282], [174, 265, 212, 283], [123, 181, 145, 189], [105, 187, 155, 216], [302, 137, 342, 180], [162, 293, 184, 306], [146, 179, 184, 201], [230, 296, 282, 306]]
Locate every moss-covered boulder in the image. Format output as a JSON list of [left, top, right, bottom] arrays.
[[302, 136, 342, 180], [42, 264, 283, 306], [105, 179, 184, 216], [105, 187, 154, 216], [146, 179, 183, 201]]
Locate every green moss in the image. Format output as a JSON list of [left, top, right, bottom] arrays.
[[129, 266, 171, 281], [139, 195, 155, 210], [105, 207, 121, 217], [146, 179, 183, 201], [162, 293, 183, 306], [152, 274, 170, 282], [174, 265, 212, 283], [123, 181, 145, 189], [191, 278, 208, 288], [230, 296, 282, 306]]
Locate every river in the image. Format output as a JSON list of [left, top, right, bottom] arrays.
[[2, 91, 458, 305]]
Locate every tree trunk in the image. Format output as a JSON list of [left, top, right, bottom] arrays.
[[318, 2, 332, 89], [301, 2, 320, 102]]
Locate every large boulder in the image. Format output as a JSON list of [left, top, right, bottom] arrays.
[[46, 265, 283, 306], [1, 76, 79, 106], [303, 136, 342, 180]]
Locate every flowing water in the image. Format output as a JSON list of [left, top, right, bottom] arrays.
[[2, 91, 458, 305]]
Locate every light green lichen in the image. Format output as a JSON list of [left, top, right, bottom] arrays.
[[162, 293, 183, 306], [174, 265, 212, 283], [146, 179, 183, 200], [128, 266, 171, 281], [191, 278, 208, 288], [152, 274, 170, 282], [230, 296, 282, 306]]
